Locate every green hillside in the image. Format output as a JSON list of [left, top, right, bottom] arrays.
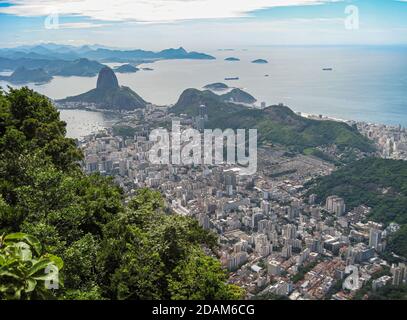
[[307, 158, 407, 258], [308, 158, 407, 225], [170, 89, 375, 154]]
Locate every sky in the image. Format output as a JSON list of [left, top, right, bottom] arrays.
[[0, 0, 407, 50]]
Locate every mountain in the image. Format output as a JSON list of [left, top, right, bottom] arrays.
[[170, 89, 375, 156], [57, 67, 147, 111], [252, 59, 268, 64], [0, 44, 215, 64], [52, 58, 105, 77], [170, 88, 247, 117], [220, 88, 257, 104], [114, 64, 139, 73], [0, 66, 52, 84]]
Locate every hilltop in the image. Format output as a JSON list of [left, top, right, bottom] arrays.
[[170, 89, 375, 157], [57, 67, 147, 111]]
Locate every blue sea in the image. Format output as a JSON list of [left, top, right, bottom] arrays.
[[1, 46, 406, 130]]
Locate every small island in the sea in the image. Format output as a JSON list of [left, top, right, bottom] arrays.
[[114, 64, 139, 73], [225, 57, 240, 62], [252, 59, 268, 64], [203, 82, 229, 91]]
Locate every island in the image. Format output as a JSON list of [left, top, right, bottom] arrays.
[[0, 66, 53, 84], [56, 66, 147, 111], [225, 57, 240, 62], [252, 59, 269, 64], [203, 82, 229, 91], [114, 64, 139, 73], [220, 88, 257, 104]]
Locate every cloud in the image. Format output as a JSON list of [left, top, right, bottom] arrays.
[[0, 0, 339, 23]]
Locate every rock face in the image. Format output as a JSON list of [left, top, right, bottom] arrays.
[[57, 67, 147, 111], [96, 66, 119, 90]]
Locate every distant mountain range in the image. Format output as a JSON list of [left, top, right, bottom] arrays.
[[57, 67, 147, 111], [170, 88, 375, 157], [0, 43, 214, 64], [0, 43, 215, 84]]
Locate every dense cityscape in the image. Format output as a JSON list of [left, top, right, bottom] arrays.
[[73, 101, 407, 300]]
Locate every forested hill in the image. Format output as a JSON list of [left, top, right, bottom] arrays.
[[308, 158, 407, 225], [170, 88, 375, 155], [0, 87, 242, 300], [307, 157, 407, 258]]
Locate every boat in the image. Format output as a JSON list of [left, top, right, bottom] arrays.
[[224, 77, 239, 81], [322, 68, 333, 71]]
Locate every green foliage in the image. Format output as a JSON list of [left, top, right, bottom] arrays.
[[367, 285, 407, 300], [97, 189, 232, 300], [291, 259, 320, 284], [0, 87, 240, 300], [112, 125, 137, 138], [171, 89, 375, 158], [0, 232, 63, 300], [167, 247, 244, 300], [308, 158, 407, 225], [0, 87, 82, 171], [387, 225, 407, 258]]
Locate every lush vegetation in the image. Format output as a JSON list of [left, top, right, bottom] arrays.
[[0, 232, 63, 299], [308, 158, 407, 259], [0, 87, 243, 300], [170, 89, 374, 156], [387, 225, 407, 259], [308, 158, 407, 225]]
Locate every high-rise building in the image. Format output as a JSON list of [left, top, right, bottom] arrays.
[[391, 263, 407, 286], [326, 195, 346, 216], [369, 228, 382, 251], [283, 224, 297, 240]]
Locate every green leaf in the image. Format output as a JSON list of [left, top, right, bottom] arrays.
[[43, 254, 64, 270], [25, 278, 37, 293], [4, 233, 42, 256], [28, 259, 53, 277]]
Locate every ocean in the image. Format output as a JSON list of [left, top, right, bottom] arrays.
[[1, 46, 406, 138]]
